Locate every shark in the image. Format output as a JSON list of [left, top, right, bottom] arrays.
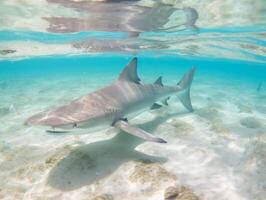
[[25, 58, 195, 143]]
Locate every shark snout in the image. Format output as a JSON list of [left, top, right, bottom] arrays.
[[156, 138, 167, 143]]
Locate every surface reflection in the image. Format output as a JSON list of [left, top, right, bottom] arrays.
[[46, 0, 199, 34]]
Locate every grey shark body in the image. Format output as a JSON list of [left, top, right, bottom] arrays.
[[26, 58, 195, 143]]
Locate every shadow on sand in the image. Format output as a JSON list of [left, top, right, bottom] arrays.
[[47, 112, 184, 191]]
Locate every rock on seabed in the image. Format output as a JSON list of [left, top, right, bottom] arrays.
[[129, 160, 203, 200], [240, 117, 261, 129], [92, 194, 114, 200], [164, 186, 203, 200]]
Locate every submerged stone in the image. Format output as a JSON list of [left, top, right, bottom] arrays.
[[93, 194, 113, 200], [164, 186, 202, 200], [128, 161, 203, 199], [164, 186, 180, 199], [240, 117, 261, 129]]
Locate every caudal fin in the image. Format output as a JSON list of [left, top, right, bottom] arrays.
[[177, 67, 196, 112]]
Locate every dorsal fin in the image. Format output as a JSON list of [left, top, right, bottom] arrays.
[[118, 58, 141, 84], [162, 97, 170, 106], [154, 76, 163, 86]]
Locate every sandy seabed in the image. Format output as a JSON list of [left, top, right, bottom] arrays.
[[0, 71, 265, 200]]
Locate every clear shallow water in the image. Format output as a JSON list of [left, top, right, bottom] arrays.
[[0, 1, 266, 200], [0, 55, 266, 200]]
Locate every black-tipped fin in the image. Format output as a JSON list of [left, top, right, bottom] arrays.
[[154, 76, 163, 86], [118, 57, 141, 84], [113, 119, 167, 143]]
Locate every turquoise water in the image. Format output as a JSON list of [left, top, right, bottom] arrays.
[[1, 54, 266, 200], [1, 1, 266, 200]]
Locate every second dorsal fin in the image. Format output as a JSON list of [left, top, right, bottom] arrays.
[[154, 76, 163, 86], [118, 57, 141, 84]]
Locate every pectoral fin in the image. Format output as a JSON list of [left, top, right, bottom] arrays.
[[162, 97, 170, 106], [113, 120, 167, 143], [150, 103, 163, 110]]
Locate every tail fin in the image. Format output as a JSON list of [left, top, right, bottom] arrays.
[[177, 67, 196, 112]]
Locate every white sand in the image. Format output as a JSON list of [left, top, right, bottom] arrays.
[[0, 70, 265, 200]]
